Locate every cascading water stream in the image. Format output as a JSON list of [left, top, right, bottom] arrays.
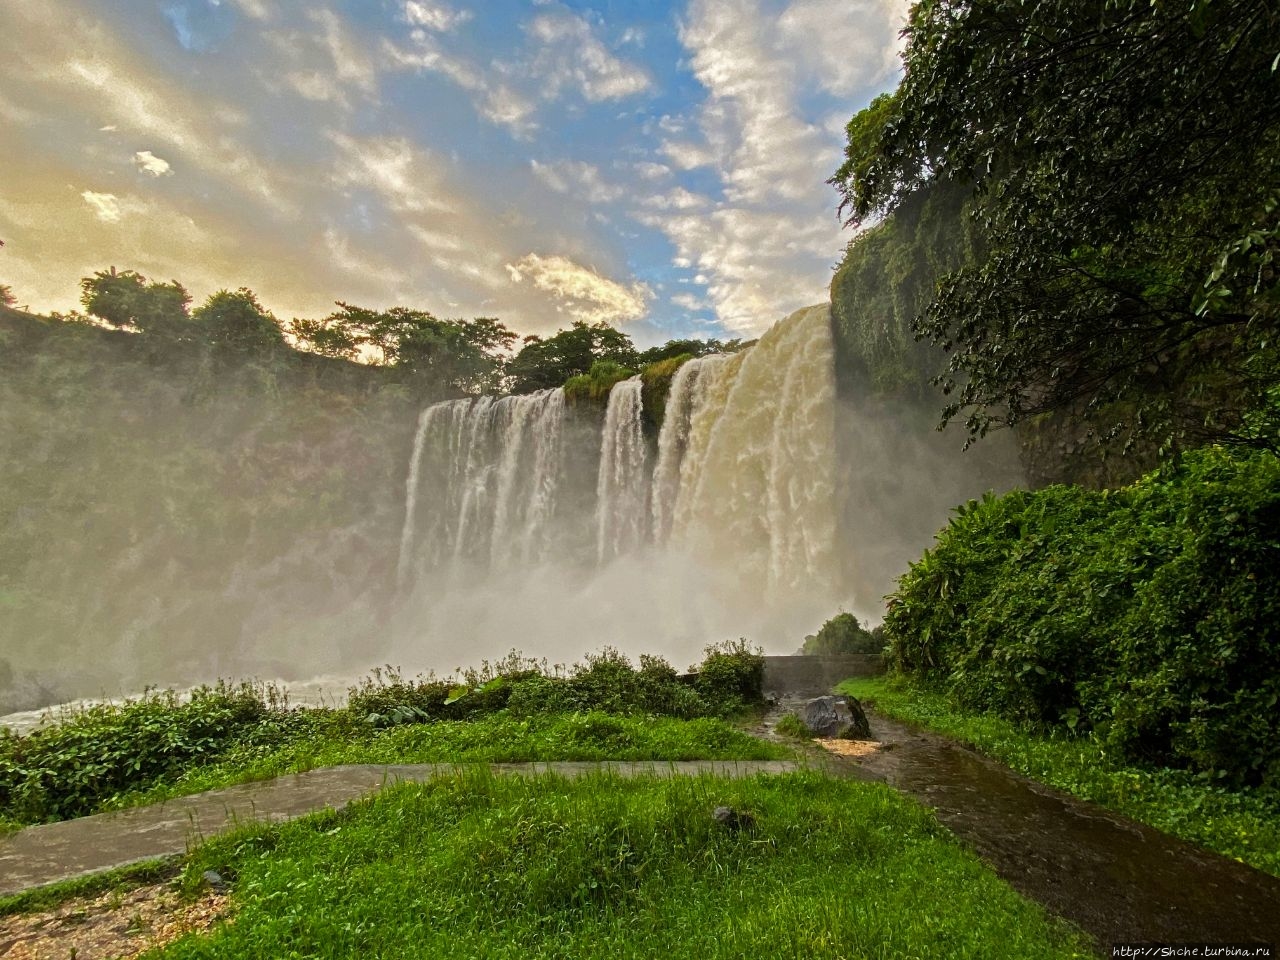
[[396, 388, 566, 582], [666, 304, 837, 596], [596, 376, 650, 563], [651, 357, 713, 546]]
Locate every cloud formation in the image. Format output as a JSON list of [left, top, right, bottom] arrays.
[[507, 254, 653, 325], [0, 0, 906, 342], [133, 151, 172, 177]]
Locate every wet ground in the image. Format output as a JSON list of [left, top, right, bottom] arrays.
[[849, 712, 1280, 948]]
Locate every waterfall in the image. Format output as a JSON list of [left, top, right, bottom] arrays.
[[397, 303, 839, 609], [666, 304, 837, 597], [650, 357, 712, 546], [596, 376, 650, 563], [397, 388, 566, 580]]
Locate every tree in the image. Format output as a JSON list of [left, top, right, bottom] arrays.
[[0, 284, 14, 309], [192, 288, 287, 355], [80, 268, 192, 337], [800, 613, 881, 655], [289, 303, 515, 396], [831, 0, 1280, 452], [506, 321, 638, 393], [635, 338, 724, 367]]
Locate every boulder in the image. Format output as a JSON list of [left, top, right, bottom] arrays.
[[800, 695, 871, 739]]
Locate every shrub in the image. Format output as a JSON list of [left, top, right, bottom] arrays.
[[885, 447, 1280, 788], [693, 640, 765, 713], [563, 360, 636, 406], [0, 683, 271, 821], [774, 712, 811, 739]]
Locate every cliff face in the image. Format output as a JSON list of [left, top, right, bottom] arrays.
[[0, 309, 416, 711]]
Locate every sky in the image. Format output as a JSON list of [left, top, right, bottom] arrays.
[[0, 0, 907, 345]]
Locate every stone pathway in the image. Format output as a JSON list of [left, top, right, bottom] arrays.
[[0, 760, 802, 897]]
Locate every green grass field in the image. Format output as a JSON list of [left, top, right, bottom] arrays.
[[151, 771, 1093, 959]]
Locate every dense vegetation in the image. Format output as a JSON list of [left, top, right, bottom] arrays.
[[154, 773, 1089, 959], [0, 645, 767, 826], [831, 0, 1280, 455], [844, 677, 1280, 879], [883, 447, 1280, 789]]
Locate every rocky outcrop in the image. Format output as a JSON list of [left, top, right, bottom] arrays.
[[800, 695, 871, 739]]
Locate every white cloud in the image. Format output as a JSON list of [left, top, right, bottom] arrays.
[[639, 0, 907, 333], [670, 292, 709, 311], [225, 0, 272, 20], [328, 133, 453, 215], [506, 253, 652, 324], [778, 0, 906, 97], [133, 150, 172, 177], [660, 140, 715, 171], [81, 190, 122, 222], [639, 188, 709, 212], [271, 9, 378, 110], [530, 159, 625, 204], [527, 10, 651, 102], [384, 34, 539, 136], [403, 1, 472, 32]]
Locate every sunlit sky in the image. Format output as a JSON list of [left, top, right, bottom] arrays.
[[0, 0, 906, 344]]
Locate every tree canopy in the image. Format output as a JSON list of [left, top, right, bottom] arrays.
[[506, 320, 639, 394], [831, 0, 1280, 452], [80, 268, 192, 337], [192, 288, 287, 354], [289, 303, 516, 397]]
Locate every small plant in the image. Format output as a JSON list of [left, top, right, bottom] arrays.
[[774, 713, 811, 740]]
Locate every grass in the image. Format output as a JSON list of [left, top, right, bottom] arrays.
[[842, 676, 1280, 878], [102, 712, 790, 813], [152, 771, 1093, 959]]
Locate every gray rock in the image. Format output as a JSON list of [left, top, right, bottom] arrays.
[[712, 806, 755, 832], [202, 869, 228, 892], [800, 695, 871, 739]]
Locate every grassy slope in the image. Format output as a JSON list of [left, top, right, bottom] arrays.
[[152, 772, 1093, 960], [842, 676, 1280, 878]]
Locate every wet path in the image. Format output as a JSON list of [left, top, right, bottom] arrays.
[[0, 760, 802, 897], [849, 712, 1280, 950]]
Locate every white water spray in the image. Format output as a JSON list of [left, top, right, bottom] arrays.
[[596, 377, 650, 563]]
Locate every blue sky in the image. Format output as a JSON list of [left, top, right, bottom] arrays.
[[0, 0, 906, 344]]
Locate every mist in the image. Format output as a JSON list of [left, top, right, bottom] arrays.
[[1, 303, 1023, 724]]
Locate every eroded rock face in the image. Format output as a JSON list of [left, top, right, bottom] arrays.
[[801, 695, 871, 739]]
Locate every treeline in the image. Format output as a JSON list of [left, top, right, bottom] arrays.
[[8, 268, 737, 402]]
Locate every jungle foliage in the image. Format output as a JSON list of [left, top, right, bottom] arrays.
[[831, 0, 1280, 452], [884, 447, 1280, 788]]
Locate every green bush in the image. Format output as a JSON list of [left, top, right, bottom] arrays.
[[885, 447, 1280, 788], [0, 683, 270, 821], [563, 360, 636, 406], [639, 353, 694, 431], [693, 640, 765, 713], [800, 613, 882, 655]]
